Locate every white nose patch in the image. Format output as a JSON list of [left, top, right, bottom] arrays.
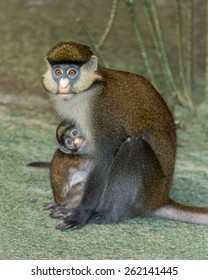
[[60, 78, 70, 88]]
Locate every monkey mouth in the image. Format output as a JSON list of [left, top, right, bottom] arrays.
[[58, 87, 76, 100], [58, 92, 75, 100], [79, 140, 86, 150], [74, 139, 86, 152], [59, 145, 72, 154]]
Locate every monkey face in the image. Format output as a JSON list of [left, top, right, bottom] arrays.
[[59, 127, 86, 154], [43, 53, 103, 100], [51, 64, 80, 99]]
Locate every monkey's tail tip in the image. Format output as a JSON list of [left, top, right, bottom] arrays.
[[152, 200, 208, 225], [27, 161, 50, 168]]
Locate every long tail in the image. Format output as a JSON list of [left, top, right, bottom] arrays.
[[27, 162, 50, 168], [152, 200, 208, 225]]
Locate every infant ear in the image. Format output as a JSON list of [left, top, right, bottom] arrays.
[[85, 55, 98, 71]]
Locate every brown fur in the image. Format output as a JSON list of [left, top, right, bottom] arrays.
[[43, 42, 208, 228], [50, 149, 86, 207], [44, 120, 93, 220], [47, 42, 93, 65], [93, 68, 176, 181]]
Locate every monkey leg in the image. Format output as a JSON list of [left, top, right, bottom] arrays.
[[88, 137, 208, 226], [56, 161, 110, 230], [48, 150, 85, 222], [56, 135, 168, 230], [50, 149, 72, 205], [89, 136, 169, 224]]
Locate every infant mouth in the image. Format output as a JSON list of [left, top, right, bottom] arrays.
[[80, 140, 86, 149], [59, 145, 72, 154]]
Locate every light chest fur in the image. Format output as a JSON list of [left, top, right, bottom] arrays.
[[50, 89, 96, 152]]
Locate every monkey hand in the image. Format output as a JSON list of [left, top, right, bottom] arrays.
[[55, 208, 91, 231]]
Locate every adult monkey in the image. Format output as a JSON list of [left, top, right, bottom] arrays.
[[43, 41, 208, 229]]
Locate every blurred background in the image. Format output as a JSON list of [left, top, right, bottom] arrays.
[[0, 0, 208, 111], [0, 0, 208, 260]]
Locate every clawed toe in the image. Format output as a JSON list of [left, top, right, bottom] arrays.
[[50, 208, 73, 219], [55, 222, 80, 231], [43, 201, 58, 210]]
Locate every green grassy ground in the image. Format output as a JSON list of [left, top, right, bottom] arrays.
[[0, 91, 208, 260], [0, 0, 207, 260]]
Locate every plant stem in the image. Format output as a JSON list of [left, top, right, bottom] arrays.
[[97, 0, 118, 49], [141, 0, 175, 95], [149, 0, 182, 102], [76, 18, 109, 68], [186, 0, 194, 99], [175, 0, 193, 109], [205, 0, 208, 99], [141, 1, 160, 62], [175, 1, 187, 94], [124, 0, 155, 84]]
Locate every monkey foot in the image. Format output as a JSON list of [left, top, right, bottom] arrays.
[[43, 201, 58, 210], [50, 208, 72, 219], [55, 222, 80, 231], [56, 208, 92, 230]]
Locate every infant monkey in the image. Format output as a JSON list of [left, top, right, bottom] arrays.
[[59, 126, 86, 155], [44, 121, 92, 220]]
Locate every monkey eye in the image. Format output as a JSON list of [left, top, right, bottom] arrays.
[[55, 69, 63, 76], [68, 69, 77, 77], [71, 129, 78, 137], [66, 138, 73, 146]]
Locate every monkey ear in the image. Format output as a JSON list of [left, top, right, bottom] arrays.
[[86, 55, 98, 71], [44, 57, 51, 68]]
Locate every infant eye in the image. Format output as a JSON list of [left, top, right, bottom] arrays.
[[55, 69, 62, 76], [68, 69, 77, 76], [66, 139, 73, 146], [72, 130, 78, 137]]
